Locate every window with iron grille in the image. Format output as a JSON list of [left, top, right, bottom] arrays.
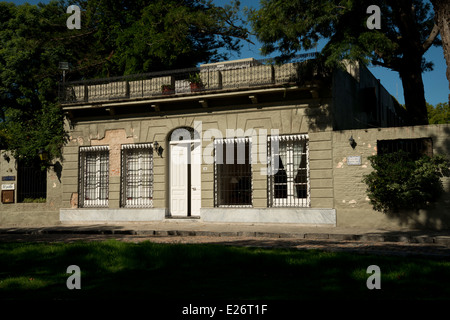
[[214, 138, 252, 207], [121, 144, 153, 208], [79, 146, 109, 208], [268, 134, 310, 207], [377, 138, 433, 159]]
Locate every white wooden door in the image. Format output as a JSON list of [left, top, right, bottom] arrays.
[[190, 141, 202, 216], [170, 143, 188, 216]]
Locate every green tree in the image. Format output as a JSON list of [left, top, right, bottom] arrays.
[[247, 0, 441, 125], [427, 102, 450, 124], [0, 0, 249, 162], [0, 1, 71, 163], [78, 0, 249, 76]]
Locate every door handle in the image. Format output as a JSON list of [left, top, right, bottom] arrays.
[[192, 187, 197, 191]]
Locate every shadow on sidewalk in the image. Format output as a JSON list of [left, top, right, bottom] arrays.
[[1, 225, 450, 258]]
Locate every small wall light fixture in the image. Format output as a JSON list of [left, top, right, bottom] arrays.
[[59, 61, 69, 84], [38, 148, 49, 162], [349, 136, 357, 149], [153, 141, 164, 157], [38, 149, 55, 167]]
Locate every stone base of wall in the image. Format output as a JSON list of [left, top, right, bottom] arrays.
[[59, 208, 336, 225], [0, 211, 60, 226], [201, 208, 336, 226], [60, 208, 166, 223]]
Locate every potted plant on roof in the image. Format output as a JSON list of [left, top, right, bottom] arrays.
[[188, 73, 204, 92], [161, 84, 175, 95]]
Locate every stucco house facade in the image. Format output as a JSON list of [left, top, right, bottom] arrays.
[[1, 57, 449, 229]]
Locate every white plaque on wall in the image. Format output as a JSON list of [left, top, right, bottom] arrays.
[[347, 156, 362, 166]]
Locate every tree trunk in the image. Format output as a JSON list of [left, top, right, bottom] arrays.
[[431, 0, 450, 105], [399, 57, 429, 125], [393, 0, 429, 124]]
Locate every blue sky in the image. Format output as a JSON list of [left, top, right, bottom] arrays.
[[6, 0, 450, 106]]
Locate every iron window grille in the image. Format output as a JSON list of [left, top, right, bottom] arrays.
[[268, 134, 310, 207], [17, 159, 47, 202], [377, 138, 433, 159], [214, 137, 252, 207], [78, 146, 109, 208], [120, 143, 154, 208]]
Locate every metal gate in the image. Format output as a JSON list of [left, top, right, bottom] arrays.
[[17, 161, 47, 202]]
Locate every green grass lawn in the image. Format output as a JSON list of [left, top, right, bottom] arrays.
[[0, 240, 449, 300]]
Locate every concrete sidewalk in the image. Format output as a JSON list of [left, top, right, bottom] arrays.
[[2, 220, 450, 246]]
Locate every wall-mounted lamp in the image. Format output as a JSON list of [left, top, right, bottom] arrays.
[[59, 61, 69, 85], [38, 149, 49, 162], [153, 141, 164, 157], [349, 136, 357, 149], [38, 149, 55, 167]]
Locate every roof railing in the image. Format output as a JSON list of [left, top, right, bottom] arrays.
[[59, 53, 318, 105]]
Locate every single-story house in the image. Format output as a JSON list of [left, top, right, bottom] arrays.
[[1, 57, 449, 229]]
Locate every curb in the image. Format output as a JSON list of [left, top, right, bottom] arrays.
[[1, 227, 450, 247]]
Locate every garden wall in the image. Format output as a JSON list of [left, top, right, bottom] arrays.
[[333, 124, 450, 229]]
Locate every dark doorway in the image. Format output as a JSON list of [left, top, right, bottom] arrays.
[[17, 159, 47, 202]]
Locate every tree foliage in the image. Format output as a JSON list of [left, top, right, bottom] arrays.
[[247, 0, 442, 125], [76, 0, 249, 76], [363, 150, 450, 213], [427, 102, 450, 124], [0, 0, 249, 162], [0, 1, 70, 163]]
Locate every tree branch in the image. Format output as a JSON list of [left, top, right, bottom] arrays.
[[422, 23, 440, 53], [199, 28, 254, 45], [51, 29, 96, 41], [373, 49, 402, 71], [215, 6, 253, 44]]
